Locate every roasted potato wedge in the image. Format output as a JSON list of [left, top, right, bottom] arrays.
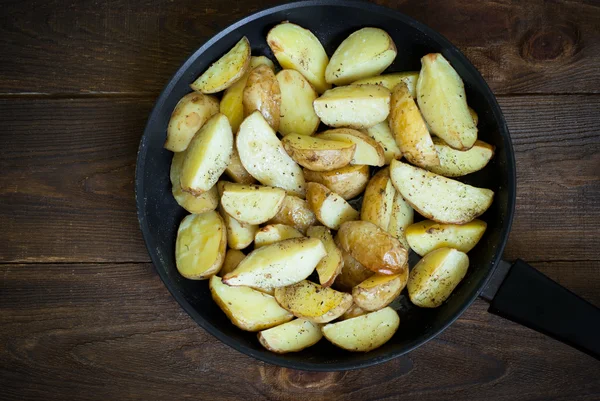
[[254, 224, 303, 248], [282, 134, 355, 171], [191, 36, 251, 94], [307, 226, 343, 287], [217, 205, 257, 251], [337, 221, 408, 275], [267, 22, 331, 94], [416, 53, 477, 150], [469, 107, 479, 126], [353, 72, 419, 97], [176, 212, 226, 279], [180, 114, 233, 195], [339, 303, 368, 321], [224, 147, 256, 185], [223, 237, 326, 291], [426, 138, 494, 177], [243, 65, 281, 130], [361, 168, 395, 231], [220, 182, 286, 225], [237, 111, 306, 197], [389, 82, 439, 168], [267, 195, 316, 234], [165, 92, 220, 152], [313, 85, 391, 129], [352, 270, 408, 311], [325, 27, 397, 85], [322, 307, 399, 352], [219, 249, 246, 277], [406, 219, 487, 256], [277, 69, 320, 136], [390, 160, 494, 224], [363, 121, 402, 165], [387, 191, 414, 249], [210, 276, 293, 331], [333, 239, 374, 292], [303, 165, 369, 200], [170, 152, 219, 213], [258, 319, 322, 353], [317, 129, 385, 167], [274, 280, 353, 323], [306, 182, 360, 230], [408, 247, 469, 308]]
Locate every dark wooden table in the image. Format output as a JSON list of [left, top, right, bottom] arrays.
[[1, 0, 599, 399]]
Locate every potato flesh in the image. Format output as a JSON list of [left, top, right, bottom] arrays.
[[325, 27, 397, 85], [219, 249, 246, 277], [318, 128, 385, 167], [218, 204, 258, 250], [322, 307, 399, 352], [165, 92, 219, 152], [277, 69, 320, 136], [210, 276, 293, 331], [243, 65, 281, 130], [352, 270, 407, 311], [170, 152, 219, 214], [254, 224, 303, 248], [258, 319, 322, 353], [267, 195, 316, 234], [333, 243, 374, 292], [237, 111, 306, 197], [360, 168, 395, 231], [307, 226, 343, 287], [387, 191, 414, 249], [224, 147, 256, 185], [408, 247, 469, 308], [220, 183, 286, 225], [353, 72, 419, 97], [176, 212, 226, 279], [303, 165, 370, 200], [282, 134, 355, 171], [406, 219, 487, 256], [390, 160, 494, 224], [339, 303, 368, 320], [427, 138, 494, 177], [416, 53, 477, 150], [364, 121, 402, 165], [306, 182, 360, 230]]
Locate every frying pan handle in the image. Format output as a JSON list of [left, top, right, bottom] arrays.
[[481, 259, 600, 360]]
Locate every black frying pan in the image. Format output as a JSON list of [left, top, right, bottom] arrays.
[[135, 0, 600, 370]]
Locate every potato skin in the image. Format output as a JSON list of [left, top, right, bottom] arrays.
[[306, 182, 360, 230], [218, 249, 246, 277], [332, 238, 374, 292], [165, 92, 220, 152], [267, 195, 316, 234], [360, 167, 395, 231], [282, 135, 355, 172], [243, 65, 281, 130], [352, 270, 408, 311], [303, 165, 369, 200]]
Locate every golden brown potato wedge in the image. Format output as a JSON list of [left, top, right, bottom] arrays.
[[267, 195, 316, 234], [276, 69, 320, 136], [219, 249, 246, 277], [363, 121, 402, 165], [254, 224, 303, 248], [333, 239, 374, 292], [387, 191, 414, 249], [307, 226, 343, 287], [390, 160, 494, 224], [337, 221, 408, 275], [274, 280, 353, 323], [282, 134, 355, 171], [306, 182, 360, 230], [352, 270, 408, 311], [353, 72, 419, 97], [317, 129, 385, 167], [210, 276, 293, 331], [322, 307, 399, 352], [313, 85, 391, 129], [243, 65, 281, 130], [258, 319, 322, 353], [426, 138, 494, 177], [325, 27, 397, 85], [389, 82, 439, 168], [416, 53, 477, 150], [220, 182, 286, 225], [224, 147, 256, 185], [406, 219, 487, 256], [360, 168, 395, 231], [170, 152, 219, 214], [339, 303, 368, 321], [408, 247, 469, 308], [176, 212, 226, 279], [267, 22, 331, 94], [303, 165, 370, 200], [165, 92, 220, 152], [191, 36, 251, 94]]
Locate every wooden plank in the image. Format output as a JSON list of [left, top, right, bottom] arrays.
[[0, 0, 598, 95], [0, 262, 597, 401]]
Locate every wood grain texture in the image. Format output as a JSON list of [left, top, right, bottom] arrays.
[[0, 262, 598, 401], [0, 0, 598, 95]]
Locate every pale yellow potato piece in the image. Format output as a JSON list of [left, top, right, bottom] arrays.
[[220, 182, 286, 225], [317, 128, 385, 167], [306, 182, 360, 230], [303, 165, 369, 200], [352, 270, 408, 311], [176, 212, 226, 279], [258, 319, 322, 353], [274, 280, 353, 323], [267, 22, 331, 94], [191, 37, 251, 94], [426, 138, 495, 177], [406, 219, 487, 256], [333, 238, 374, 292], [307, 226, 343, 287], [165, 92, 220, 152], [218, 204, 258, 251], [180, 114, 233, 195], [408, 247, 469, 308], [469, 107, 479, 126], [277, 69, 320, 136], [223, 237, 326, 291], [361, 168, 395, 231], [254, 224, 303, 248], [224, 147, 256, 185], [219, 249, 246, 277], [243, 65, 281, 130], [339, 303, 368, 321], [267, 195, 316, 234], [325, 27, 396, 85], [237, 111, 306, 197], [353, 72, 419, 97], [363, 121, 402, 165], [322, 307, 399, 352], [282, 134, 355, 171], [389, 82, 439, 168], [313, 85, 391, 129], [210, 276, 293, 331], [416, 53, 477, 150], [390, 160, 494, 224], [387, 192, 414, 249], [170, 152, 219, 214]]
